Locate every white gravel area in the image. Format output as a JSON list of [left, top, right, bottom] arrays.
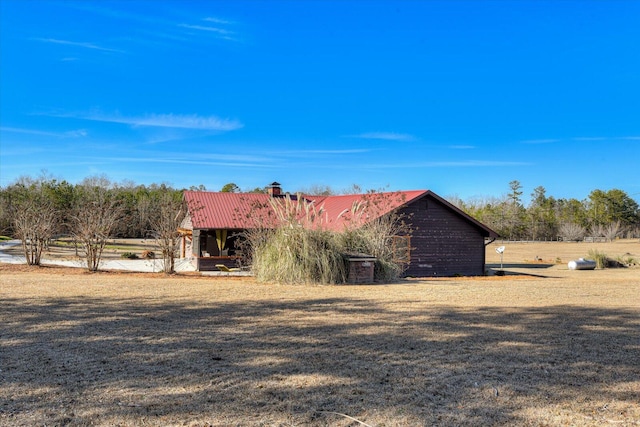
[[0, 240, 196, 272]]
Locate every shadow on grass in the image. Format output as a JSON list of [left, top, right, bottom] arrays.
[[486, 263, 556, 269], [1, 296, 639, 426]]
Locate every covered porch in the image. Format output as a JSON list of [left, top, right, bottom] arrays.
[[184, 228, 248, 271]]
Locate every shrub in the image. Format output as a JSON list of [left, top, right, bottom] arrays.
[[616, 254, 637, 267], [560, 222, 585, 241], [148, 192, 186, 274], [587, 249, 608, 269], [251, 226, 346, 284], [121, 252, 139, 259], [9, 185, 58, 266], [142, 250, 155, 259], [338, 227, 403, 281], [71, 185, 123, 272], [243, 192, 411, 284], [602, 221, 622, 241]]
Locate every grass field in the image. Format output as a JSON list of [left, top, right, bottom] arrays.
[[1, 240, 639, 426]]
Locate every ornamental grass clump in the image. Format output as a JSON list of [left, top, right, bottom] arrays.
[[242, 191, 411, 284], [248, 195, 346, 284], [339, 192, 412, 281], [339, 226, 403, 282], [251, 226, 346, 284]]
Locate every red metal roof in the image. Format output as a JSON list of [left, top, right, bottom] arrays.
[[304, 190, 427, 231], [184, 191, 273, 229], [183, 190, 428, 231]]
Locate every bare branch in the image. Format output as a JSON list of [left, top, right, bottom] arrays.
[[70, 186, 123, 272], [148, 192, 186, 274], [9, 184, 58, 266]]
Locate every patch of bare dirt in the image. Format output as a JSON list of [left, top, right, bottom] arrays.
[[1, 261, 639, 426]]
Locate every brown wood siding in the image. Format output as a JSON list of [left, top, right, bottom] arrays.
[[400, 195, 486, 277]]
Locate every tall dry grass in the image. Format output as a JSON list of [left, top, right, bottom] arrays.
[[243, 192, 411, 284], [251, 226, 347, 284], [587, 249, 608, 269]]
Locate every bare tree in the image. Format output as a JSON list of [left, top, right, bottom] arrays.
[[10, 185, 58, 265], [296, 184, 335, 196], [603, 221, 622, 241], [559, 222, 586, 242], [589, 224, 606, 238], [148, 192, 186, 274], [71, 185, 122, 272]]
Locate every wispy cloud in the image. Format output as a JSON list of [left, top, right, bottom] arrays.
[[108, 148, 372, 169], [423, 160, 530, 167], [448, 145, 475, 150], [520, 138, 559, 145], [348, 132, 416, 142], [106, 156, 269, 168], [0, 160, 108, 173], [136, 29, 189, 43], [178, 19, 240, 42], [196, 153, 269, 162], [57, 3, 242, 49], [572, 137, 606, 142], [49, 111, 244, 131], [361, 160, 531, 169], [306, 149, 373, 154], [204, 17, 233, 25], [537, 136, 640, 143], [66, 129, 88, 137], [275, 148, 373, 156], [287, 158, 531, 171], [33, 38, 124, 53], [178, 24, 233, 36], [1, 126, 87, 138]]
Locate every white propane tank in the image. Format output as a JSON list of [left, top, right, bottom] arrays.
[[568, 258, 597, 270]]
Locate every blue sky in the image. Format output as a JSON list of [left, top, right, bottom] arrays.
[[1, 0, 638, 204]]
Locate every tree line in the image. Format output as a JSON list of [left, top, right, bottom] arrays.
[[1, 176, 638, 270], [449, 180, 640, 241], [0, 175, 186, 272]]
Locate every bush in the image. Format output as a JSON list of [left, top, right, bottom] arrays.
[[619, 255, 638, 267], [339, 228, 403, 281], [560, 222, 585, 241], [142, 250, 155, 259], [121, 252, 139, 259], [613, 254, 636, 268], [243, 192, 410, 284], [252, 226, 346, 284], [587, 249, 608, 269]]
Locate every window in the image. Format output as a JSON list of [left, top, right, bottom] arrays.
[[392, 235, 411, 264]]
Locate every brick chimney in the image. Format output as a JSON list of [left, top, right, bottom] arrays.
[[267, 182, 282, 196]]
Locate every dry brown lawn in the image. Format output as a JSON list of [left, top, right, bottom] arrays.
[[1, 240, 639, 426], [486, 239, 640, 267]]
